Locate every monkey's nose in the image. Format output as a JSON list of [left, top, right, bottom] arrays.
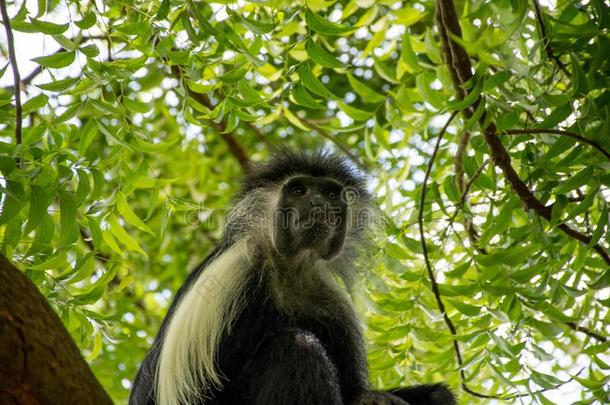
[[310, 195, 324, 206]]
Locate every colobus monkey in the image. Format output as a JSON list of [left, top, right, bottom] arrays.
[[130, 150, 455, 405]]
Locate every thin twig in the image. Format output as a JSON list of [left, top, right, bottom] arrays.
[[417, 110, 466, 371], [503, 128, 610, 161], [0, 0, 22, 155], [454, 130, 487, 254], [532, 0, 570, 76], [418, 111, 501, 400], [502, 368, 585, 400], [458, 160, 489, 208], [1, 35, 104, 90], [565, 322, 607, 343]]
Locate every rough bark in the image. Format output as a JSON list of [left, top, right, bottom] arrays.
[[0, 255, 112, 405]]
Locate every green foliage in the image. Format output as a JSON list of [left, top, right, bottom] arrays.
[[0, 0, 609, 403]]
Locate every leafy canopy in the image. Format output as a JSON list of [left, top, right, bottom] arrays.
[[0, 0, 609, 403]]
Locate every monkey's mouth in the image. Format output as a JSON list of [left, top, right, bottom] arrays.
[[298, 221, 332, 246]]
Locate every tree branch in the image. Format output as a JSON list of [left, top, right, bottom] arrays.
[[503, 128, 610, 161], [2, 35, 104, 90], [169, 66, 251, 171], [0, 0, 22, 153], [454, 130, 487, 254], [418, 111, 479, 391], [565, 322, 607, 343], [435, 0, 610, 398], [436, 0, 610, 267], [0, 255, 113, 404]]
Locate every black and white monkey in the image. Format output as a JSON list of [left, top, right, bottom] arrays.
[[130, 150, 455, 405]]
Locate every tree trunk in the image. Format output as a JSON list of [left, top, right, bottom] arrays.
[[0, 255, 112, 405]]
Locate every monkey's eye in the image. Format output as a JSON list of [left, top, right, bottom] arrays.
[[290, 185, 306, 196]]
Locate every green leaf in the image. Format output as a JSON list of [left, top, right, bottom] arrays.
[[59, 191, 79, 246], [347, 73, 385, 103], [479, 202, 513, 246], [566, 186, 598, 220], [36, 77, 79, 92], [446, 298, 481, 316], [282, 107, 310, 131], [531, 370, 564, 389], [75, 12, 97, 29], [373, 56, 398, 83], [29, 251, 67, 271], [0, 181, 25, 226], [11, 20, 39, 33], [123, 98, 151, 113], [30, 18, 69, 35], [446, 76, 484, 111], [306, 9, 354, 36], [291, 83, 326, 110], [298, 63, 337, 100], [337, 101, 374, 121], [537, 102, 572, 129], [74, 170, 91, 206], [72, 285, 106, 305], [555, 167, 594, 194], [384, 241, 411, 260], [221, 67, 249, 83], [79, 44, 100, 58], [26, 214, 54, 256], [22, 94, 48, 114], [570, 53, 588, 96], [587, 205, 608, 248], [155, 0, 170, 20], [32, 50, 76, 69], [116, 192, 155, 236], [78, 120, 98, 155], [36, 0, 46, 18], [229, 10, 274, 34], [133, 136, 179, 152], [305, 39, 346, 69], [393, 6, 424, 26], [550, 194, 568, 226], [25, 186, 52, 234], [108, 214, 147, 256]]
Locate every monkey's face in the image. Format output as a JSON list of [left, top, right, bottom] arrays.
[[273, 176, 348, 260]]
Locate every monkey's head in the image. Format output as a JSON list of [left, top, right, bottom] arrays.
[[227, 149, 379, 265], [274, 175, 347, 259]]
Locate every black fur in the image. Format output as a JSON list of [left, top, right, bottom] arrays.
[[130, 150, 456, 405], [241, 149, 367, 194]]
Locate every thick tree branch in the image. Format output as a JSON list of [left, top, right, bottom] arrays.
[[0, 256, 112, 404], [0, 0, 22, 150], [503, 128, 610, 161]]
